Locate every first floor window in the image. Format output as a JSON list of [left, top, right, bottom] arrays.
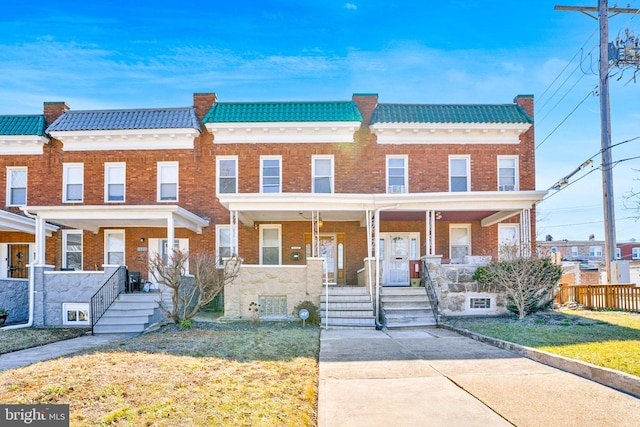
[[260, 225, 281, 265], [105, 230, 125, 265], [7, 167, 27, 206], [63, 230, 83, 270], [450, 225, 471, 262], [216, 225, 233, 267]]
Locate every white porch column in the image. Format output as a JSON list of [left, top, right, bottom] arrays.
[[374, 208, 381, 321], [311, 211, 320, 258], [425, 210, 436, 256], [230, 210, 238, 256], [167, 214, 175, 256], [35, 214, 45, 265], [520, 208, 532, 258], [365, 208, 375, 301]]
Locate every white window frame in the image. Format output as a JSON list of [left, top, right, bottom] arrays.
[[105, 162, 126, 203], [217, 156, 238, 194], [260, 155, 282, 193], [63, 163, 84, 203], [312, 155, 334, 194], [216, 224, 233, 267], [62, 230, 83, 270], [497, 155, 519, 191], [449, 224, 471, 262], [589, 246, 603, 258], [616, 247, 622, 260], [104, 229, 125, 265], [632, 247, 640, 260], [6, 167, 27, 206], [62, 303, 90, 326], [386, 155, 408, 194], [449, 155, 470, 192], [259, 224, 282, 265], [157, 161, 178, 202], [571, 246, 579, 258]]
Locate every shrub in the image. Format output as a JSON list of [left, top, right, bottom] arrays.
[[293, 301, 321, 325]]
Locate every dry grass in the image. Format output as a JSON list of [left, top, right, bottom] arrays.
[[447, 309, 640, 377], [0, 322, 320, 426], [0, 327, 90, 354]]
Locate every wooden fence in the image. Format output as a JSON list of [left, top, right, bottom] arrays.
[[556, 283, 640, 312]]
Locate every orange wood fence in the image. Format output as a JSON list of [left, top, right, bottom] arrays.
[[556, 284, 640, 312]]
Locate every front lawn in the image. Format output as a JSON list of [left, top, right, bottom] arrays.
[[0, 327, 90, 354], [447, 310, 640, 377], [0, 322, 320, 426]]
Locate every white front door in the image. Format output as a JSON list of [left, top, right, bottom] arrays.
[[386, 234, 410, 286], [319, 235, 337, 284]]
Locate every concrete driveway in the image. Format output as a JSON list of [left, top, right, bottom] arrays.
[[318, 328, 640, 427]]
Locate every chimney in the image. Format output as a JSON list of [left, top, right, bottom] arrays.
[[352, 93, 378, 127], [193, 92, 217, 124], [514, 94, 534, 119], [43, 102, 69, 128]]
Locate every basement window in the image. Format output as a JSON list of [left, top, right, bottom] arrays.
[[469, 298, 491, 309], [62, 303, 90, 325], [259, 295, 287, 318]]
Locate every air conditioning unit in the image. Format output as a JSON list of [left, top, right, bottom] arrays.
[[499, 185, 515, 191], [388, 185, 406, 194]]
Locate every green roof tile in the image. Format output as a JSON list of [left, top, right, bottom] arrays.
[[371, 104, 533, 125], [203, 101, 363, 123], [0, 115, 46, 136]]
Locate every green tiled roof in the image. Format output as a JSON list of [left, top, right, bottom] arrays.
[[0, 115, 46, 136], [371, 104, 533, 125], [203, 101, 363, 123]]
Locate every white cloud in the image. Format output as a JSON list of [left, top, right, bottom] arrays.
[[345, 3, 357, 11]]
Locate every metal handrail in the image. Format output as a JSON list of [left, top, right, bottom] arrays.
[[421, 259, 439, 325], [90, 266, 127, 335]]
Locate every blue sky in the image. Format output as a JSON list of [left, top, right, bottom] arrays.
[[1, 1, 639, 242]]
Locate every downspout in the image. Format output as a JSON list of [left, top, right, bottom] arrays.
[[3, 207, 38, 330], [374, 204, 399, 327]]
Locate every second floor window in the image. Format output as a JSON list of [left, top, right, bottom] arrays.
[[105, 163, 125, 202], [449, 156, 469, 192], [7, 167, 27, 206], [157, 162, 178, 201], [217, 157, 238, 194], [633, 247, 640, 259], [63, 163, 84, 202], [261, 156, 281, 193], [312, 156, 333, 193], [589, 246, 602, 257], [498, 156, 518, 191], [387, 155, 407, 194], [571, 246, 579, 258]]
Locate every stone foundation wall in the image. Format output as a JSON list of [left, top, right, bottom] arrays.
[[223, 258, 323, 320], [422, 256, 508, 317], [0, 279, 28, 324]]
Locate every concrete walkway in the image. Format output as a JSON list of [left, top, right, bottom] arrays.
[[0, 333, 134, 372], [318, 328, 640, 427]]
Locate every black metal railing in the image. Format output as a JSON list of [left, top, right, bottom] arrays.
[[90, 266, 127, 335], [421, 259, 439, 325]]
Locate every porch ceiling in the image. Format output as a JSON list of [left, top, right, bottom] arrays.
[[20, 205, 209, 234], [0, 209, 58, 236], [219, 191, 545, 226]]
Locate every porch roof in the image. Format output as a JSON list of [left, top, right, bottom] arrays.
[[217, 191, 546, 226], [20, 205, 209, 234], [0, 210, 58, 236]]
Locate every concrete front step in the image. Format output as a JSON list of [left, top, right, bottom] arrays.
[[321, 286, 375, 328], [322, 317, 376, 327], [320, 302, 373, 310], [93, 323, 148, 334], [321, 310, 374, 318], [93, 290, 170, 334]]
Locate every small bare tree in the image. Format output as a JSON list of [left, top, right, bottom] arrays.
[[148, 249, 241, 324], [474, 245, 562, 319]]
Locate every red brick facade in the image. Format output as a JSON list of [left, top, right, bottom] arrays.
[[1, 92, 539, 284]]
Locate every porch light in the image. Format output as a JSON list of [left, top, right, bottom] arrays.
[[318, 216, 323, 228]]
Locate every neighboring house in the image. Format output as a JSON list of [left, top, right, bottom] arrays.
[[0, 92, 544, 330], [537, 239, 640, 262]]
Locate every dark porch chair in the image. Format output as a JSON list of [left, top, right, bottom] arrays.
[[128, 271, 142, 292]]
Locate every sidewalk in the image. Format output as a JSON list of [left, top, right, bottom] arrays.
[[0, 333, 134, 372], [318, 328, 640, 427]]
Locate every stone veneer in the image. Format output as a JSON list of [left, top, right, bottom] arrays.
[[0, 279, 29, 324], [422, 255, 508, 317], [223, 258, 324, 320]]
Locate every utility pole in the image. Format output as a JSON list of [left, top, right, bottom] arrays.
[[555, 2, 640, 283]]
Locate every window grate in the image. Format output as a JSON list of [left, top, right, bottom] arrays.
[[470, 298, 491, 309]]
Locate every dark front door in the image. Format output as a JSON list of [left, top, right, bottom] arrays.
[[8, 244, 29, 278]]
